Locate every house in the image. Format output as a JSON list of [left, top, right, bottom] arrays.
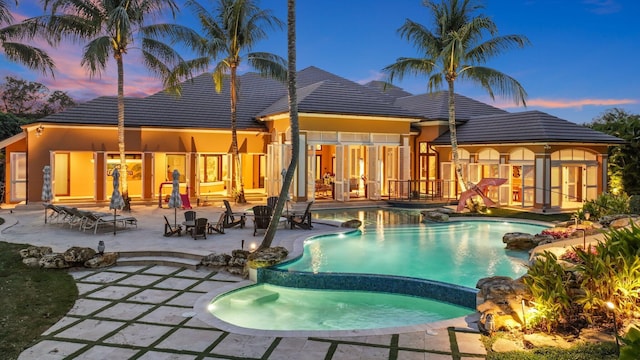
[[0, 66, 624, 212]]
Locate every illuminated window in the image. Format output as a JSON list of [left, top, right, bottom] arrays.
[[199, 155, 223, 182], [107, 154, 142, 180]]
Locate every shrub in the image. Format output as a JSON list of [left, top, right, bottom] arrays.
[[523, 252, 573, 332], [581, 192, 630, 219]]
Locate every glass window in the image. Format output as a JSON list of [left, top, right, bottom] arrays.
[[199, 155, 222, 182], [107, 154, 142, 180], [166, 154, 186, 182]]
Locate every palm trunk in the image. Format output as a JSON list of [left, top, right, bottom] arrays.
[[259, 0, 297, 250], [448, 79, 466, 194], [229, 65, 245, 203], [116, 54, 128, 207]]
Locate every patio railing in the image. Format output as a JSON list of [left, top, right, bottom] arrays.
[[387, 179, 458, 202]]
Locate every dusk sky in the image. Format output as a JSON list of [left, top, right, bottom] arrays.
[[3, 0, 639, 124]]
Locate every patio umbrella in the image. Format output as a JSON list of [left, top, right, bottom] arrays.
[[109, 168, 125, 235], [167, 169, 182, 227], [41, 165, 53, 223]]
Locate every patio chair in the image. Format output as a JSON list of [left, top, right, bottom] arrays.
[[163, 215, 182, 237], [192, 217, 208, 240], [252, 205, 273, 236], [183, 210, 196, 235], [222, 200, 246, 229], [267, 196, 278, 210], [208, 213, 225, 234], [288, 201, 314, 230]]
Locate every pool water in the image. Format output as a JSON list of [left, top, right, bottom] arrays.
[[208, 211, 549, 333], [209, 283, 472, 331], [279, 220, 546, 288]]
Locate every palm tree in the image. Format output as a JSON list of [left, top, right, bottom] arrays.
[[383, 0, 529, 197], [259, 0, 297, 250], [0, 1, 55, 75], [167, 0, 287, 204], [38, 0, 183, 203]]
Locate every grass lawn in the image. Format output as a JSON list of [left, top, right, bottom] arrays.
[[485, 341, 618, 359], [0, 241, 77, 360]]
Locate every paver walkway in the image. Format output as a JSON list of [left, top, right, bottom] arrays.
[[18, 264, 487, 360], [1, 204, 488, 359]]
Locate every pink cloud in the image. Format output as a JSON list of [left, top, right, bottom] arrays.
[[504, 98, 638, 109]]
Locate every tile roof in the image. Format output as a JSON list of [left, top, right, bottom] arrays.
[[257, 79, 419, 119], [36, 65, 624, 147], [431, 110, 626, 145], [394, 91, 508, 121]]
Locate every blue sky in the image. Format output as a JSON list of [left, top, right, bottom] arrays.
[[3, 0, 639, 124]]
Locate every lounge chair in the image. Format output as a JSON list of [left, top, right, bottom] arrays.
[[44, 204, 66, 223], [163, 215, 182, 237], [192, 217, 208, 240], [288, 201, 314, 230], [208, 213, 225, 234], [252, 205, 273, 236], [222, 200, 246, 229]]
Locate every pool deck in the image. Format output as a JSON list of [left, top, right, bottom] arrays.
[[2, 201, 489, 360]]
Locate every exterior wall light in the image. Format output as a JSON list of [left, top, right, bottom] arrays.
[[35, 125, 45, 137]]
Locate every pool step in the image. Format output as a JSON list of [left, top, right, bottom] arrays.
[[117, 251, 203, 271], [230, 290, 279, 305]]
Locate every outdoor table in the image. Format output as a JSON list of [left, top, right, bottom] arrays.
[[182, 220, 195, 235]]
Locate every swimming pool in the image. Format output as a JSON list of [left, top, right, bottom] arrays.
[[278, 220, 546, 288], [206, 211, 549, 334], [209, 283, 472, 331]]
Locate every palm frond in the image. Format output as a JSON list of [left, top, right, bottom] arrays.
[[246, 52, 287, 82], [2, 42, 55, 75], [462, 66, 528, 106], [80, 36, 112, 77]]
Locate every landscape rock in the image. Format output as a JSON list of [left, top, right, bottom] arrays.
[[247, 246, 289, 268], [476, 276, 530, 331], [609, 216, 639, 229], [341, 219, 362, 228], [421, 211, 449, 222], [503, 232, 553, 250], [201, 253, 231, 267], [39, 253, 71, 269], [85, 253, 118, 268], [19, 246, 52, 259], [64, 246, 97, 263], [491, 338, 524, 352], [22, 257, 40, 268]]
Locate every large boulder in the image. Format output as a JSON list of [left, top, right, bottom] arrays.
[[247, 246, 289, 268], [39, 253, 71, 269], [64, 247, 97, 264], [341, 219, 362, 228], [609, 216, 640, 229], [502, 232, 553, 250], [421, 211, 449, 223], [19, 246, 52, 259], [476, 276, 531, 332], [201, 253, 231, 267], [85, 253, 118, 268]]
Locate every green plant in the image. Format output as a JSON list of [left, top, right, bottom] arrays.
[[581, 192, 630, 219], [629, 194, 640, 214], [522, 252, 572, 332], [619, 325, 640, 360]]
